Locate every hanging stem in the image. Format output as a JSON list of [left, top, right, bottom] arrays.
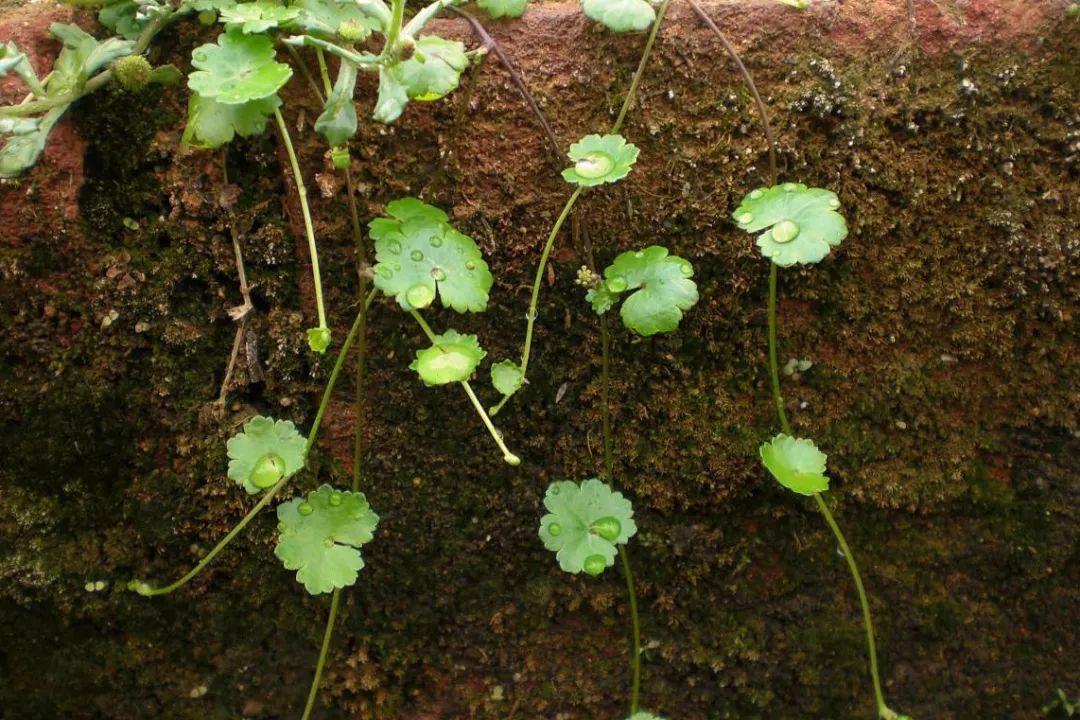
[[493, 0, 672, 415], [618, 545, 642, 715], [600, 314, 614, 481], [814, 494, 888, 716], [301, 588, 342, 720], [408, 309, 520, 465], [132, 303, 370, 597], [767, 262, 792, 435], [315, 47, 333, 97], [274, 108, 328, 334]]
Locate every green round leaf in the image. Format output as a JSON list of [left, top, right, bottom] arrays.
[[732, 183, 847, 267], [562, 133, 639, 187], [287, 0, 382, 37], [410, 329, 486, 385], [581, 0, 655, 32], [759, 433, 830, 495], [490, 359, 524, 397], [226, 416, 307, 494], [393, 35, 468, 101], [182, 92, 281, 148], [538, 478, 637, 576], [275, 484, 379, 594], [219, 0, 299, 33], [188, 29, 293, 105], [477, 0, 527, 19], [369, 198, 494, 313], [600, 246, 698, 336]]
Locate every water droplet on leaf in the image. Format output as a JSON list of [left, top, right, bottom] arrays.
[[750, 189, 764, 199], [405, 284, 435, 309], [431, 267, 447, 282], [574, 152, 615, 179], [329, 493, 342, 507], [606, 276, 628, 293], [250, 453, 286, 489], [590, 516, 621, 541], [465, 261, 476, 270], [584, 555, 607, 576], [783, 183, 798, 192], [410, 250, 424, 262], [298, 502, 314, 516], [829, 197, 841, 209], [430, 235, 443, 248], [737, 212, 753, 224], [387, 239, 402, 254], [771, 219, 800, 243], [548, 522, 562, 536]]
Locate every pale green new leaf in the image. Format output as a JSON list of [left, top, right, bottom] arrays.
[[220, 0, 300, 33], [182, 92, 281, 148], [562, 133, 639, 187], [477, 0, 527, 18], [393, 36, 467, 101], [226, 415, 308, 494], [581, 0, 655, 32], [48, 23, 134, 95], [410, 329, 486, 385], [315, 63, 358, 147], [759, 433, 830, 495], [373, 64, 409, 123], [538, 478, 637, 576], [490, 359, 523, 396], [601, 246, 698, 336], [188, 29, 292, 104], [369, 199, 493, 312], [275, 484, 379, 594], [287, 0, 382, 38], [732, 183, 847, 267], [98, 0, 152, 41]]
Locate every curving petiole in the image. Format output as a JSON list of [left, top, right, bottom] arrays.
[[408, 309, 520, 465]]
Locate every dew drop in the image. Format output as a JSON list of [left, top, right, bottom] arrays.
[[431, 267, 447, 282], [828, 197, 841, 209], [750, 189, 764, 199], [550, 486, 560, 496], [406, 284, 435, 309], [590, 516, 621, 542], [324, 537, 334, 547], [277, 521, 287, 532], [410, 250, 424, 262], [783, 182, 798, 192], [298, 502, 314, 516], [737, 212, 753, 224], [250, 453, 286, 489], [548, 522, 562, 536], [465, 261, 476, 270], [606, 276, 628, 293], [430, 235, 443, 248], [387, 239, 402, 254], [679, 261, 693, 277], [377, 265, 393, 279], [574, 152, 614, 179], [329, 492, 342, 507], [771, 219, 800, 244], [583, 555, 607, 576]]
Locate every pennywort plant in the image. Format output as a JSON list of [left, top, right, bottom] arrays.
[[732, 182, 911, 720]]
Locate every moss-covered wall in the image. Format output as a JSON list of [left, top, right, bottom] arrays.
[[1, 1, 1077, 718]]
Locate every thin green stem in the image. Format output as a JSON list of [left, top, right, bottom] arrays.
[[611, 0, 672, 134], [274, 108, 328, 332], [408, 310, 520, 465], [814, 494, 887, 716], [132, 306, 368, 596], [315, 48, 333, 97], [301, 588, 342, 720], [383, 0, 407, 57], [618, 545, 642, 715], [767, 262, 791, 435]]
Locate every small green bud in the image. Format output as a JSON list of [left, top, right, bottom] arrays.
[[330, 145, 350, 170], [307, 327, 332, 353], [198, 9, 217, 24], [337, 19, 368, 41], [112, 55, 152, 92]]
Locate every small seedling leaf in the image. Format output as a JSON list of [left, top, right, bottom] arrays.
[[182, 92, 281, 148], [732, 183, 847, 267], [599, 245, 698, 335], [562, 133, 639, 187], [580, 0, 655, 32], [226, 415, 308, 494], [538, 478, 637, 576], [369, 199, 493, 312], [490, 359, 524, 396], [188, 29, 292, 104], [275, 484, 379, 594], [410, 329, 486, 385], [759, 433, 830, 495]]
